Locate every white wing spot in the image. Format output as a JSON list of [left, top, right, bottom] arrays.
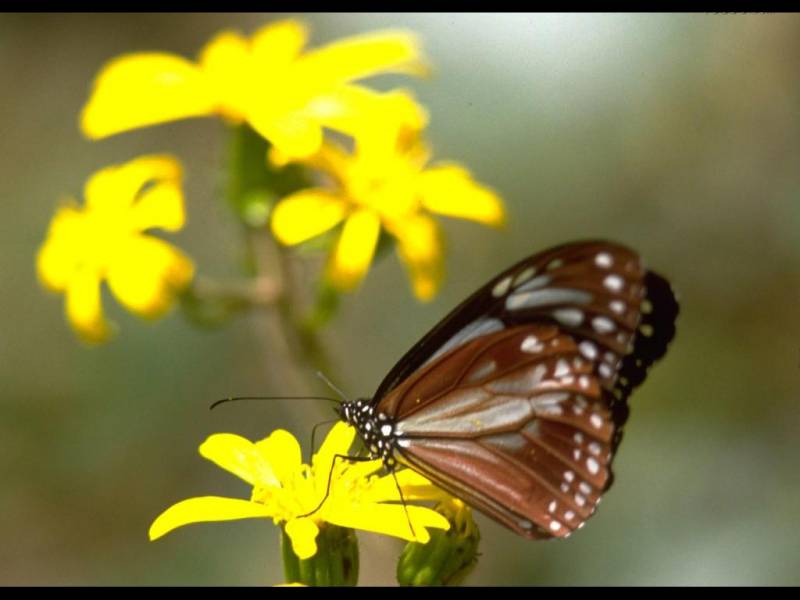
[[552, 308, 585, 327], [513, 266, 536, 287], [575, 493, 586, 507], [564, 470, 575, 482], [588, 442, 601, 456], [560, 375, 575, 385], [598, 363, 614, 379], [365, 423, 372, 431], [560, 483, 569, 493], [548, 500, 557, 514], [554, 359, 571, 378], [579, 482, 592, 495], [565, 510, 576, 521], [515, 274, 552, 293], [573, 432, 584, 444], [547, 258, 564, 271], [381, 424, 393, 436], [397, 439, 410, 448], [592, 316, 616, 334], [578, 375, 590, 389], [521, 335, 544, 353], [492, 276, 512, 298], [508, 288, 592, 311], [579, 341, 598, 360], [595, 253, 613, 268], [550, 520, 562, 532], [610, 299, 626, 314], [573, 448, 581, 460], [587, 457, 599, 475], [590, 413, 603, 429], [603, 274, 624, 292]]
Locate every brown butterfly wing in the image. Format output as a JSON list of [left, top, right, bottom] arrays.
[[380, 323, 614, 538]]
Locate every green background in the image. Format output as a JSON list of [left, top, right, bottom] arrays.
[[2, 13, 799, 585]]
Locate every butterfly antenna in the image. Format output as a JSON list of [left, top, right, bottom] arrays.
[[210, 396, 340, 411], [315, 371, 350, 403]]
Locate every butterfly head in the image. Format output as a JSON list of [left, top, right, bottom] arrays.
[[339, 398, 399, 470]]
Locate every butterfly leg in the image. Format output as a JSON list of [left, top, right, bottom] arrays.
[[307, 418, 339, 463], [298, 453, 373, 519], [391, 469, 417, 540]]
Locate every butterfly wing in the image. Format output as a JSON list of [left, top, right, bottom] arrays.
[[375, 240, 678, 455], [383, 324, 614, 538]]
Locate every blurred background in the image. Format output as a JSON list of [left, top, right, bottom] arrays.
[[2, 12, 800, 585]]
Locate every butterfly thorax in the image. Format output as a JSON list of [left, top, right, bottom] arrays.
[[340, 399, 399, 471]]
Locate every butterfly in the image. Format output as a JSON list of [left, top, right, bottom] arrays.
[[337, 240, 678, 539]]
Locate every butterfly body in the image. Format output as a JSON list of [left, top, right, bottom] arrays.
[[341, 241, 678, 539]]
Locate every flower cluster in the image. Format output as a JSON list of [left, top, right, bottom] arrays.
[[38, 18, 506, 341]]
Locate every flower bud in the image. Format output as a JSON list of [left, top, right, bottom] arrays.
[[397, 498, 480, 586]]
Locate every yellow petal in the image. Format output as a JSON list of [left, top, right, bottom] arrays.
[[36, 204, 84, 292], [307, 86, 428, 148], [250, 111, 324, 159], [81, 53, 215, 139], [268, 140, 349, 188], [105, 236, 194, 319], [254, 429, 303, 485], [84, 155, 183, 214], [198, 30, 252, 120], [326, 210, 381, 292], [284, 518, 320, 560], [131, 180, 186, 232], [271, 190, 347, 246], [199, 433, 280, 488], [387, 214, 444, 301], [360, 469, 445, 504], [148, 496, 273, 541], [325, 502, 449, 544], [418, 164, 506, 227], [251, 19, 309, 71], [65, 267, 112, 344], [313, 422, 357, 476], [296, 30, 427, 89]]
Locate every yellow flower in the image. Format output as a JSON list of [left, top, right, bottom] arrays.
[[270, 114, 506, 300], [36, 155, 194, 343], [81, 19, 427, 159], [149, 422, 450, 560]]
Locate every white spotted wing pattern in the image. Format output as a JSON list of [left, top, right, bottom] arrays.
[[353, 240, 679, 540], [383, 324, 613, 538]]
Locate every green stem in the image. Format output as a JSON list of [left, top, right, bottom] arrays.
[[281, 525, 359, 586]]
